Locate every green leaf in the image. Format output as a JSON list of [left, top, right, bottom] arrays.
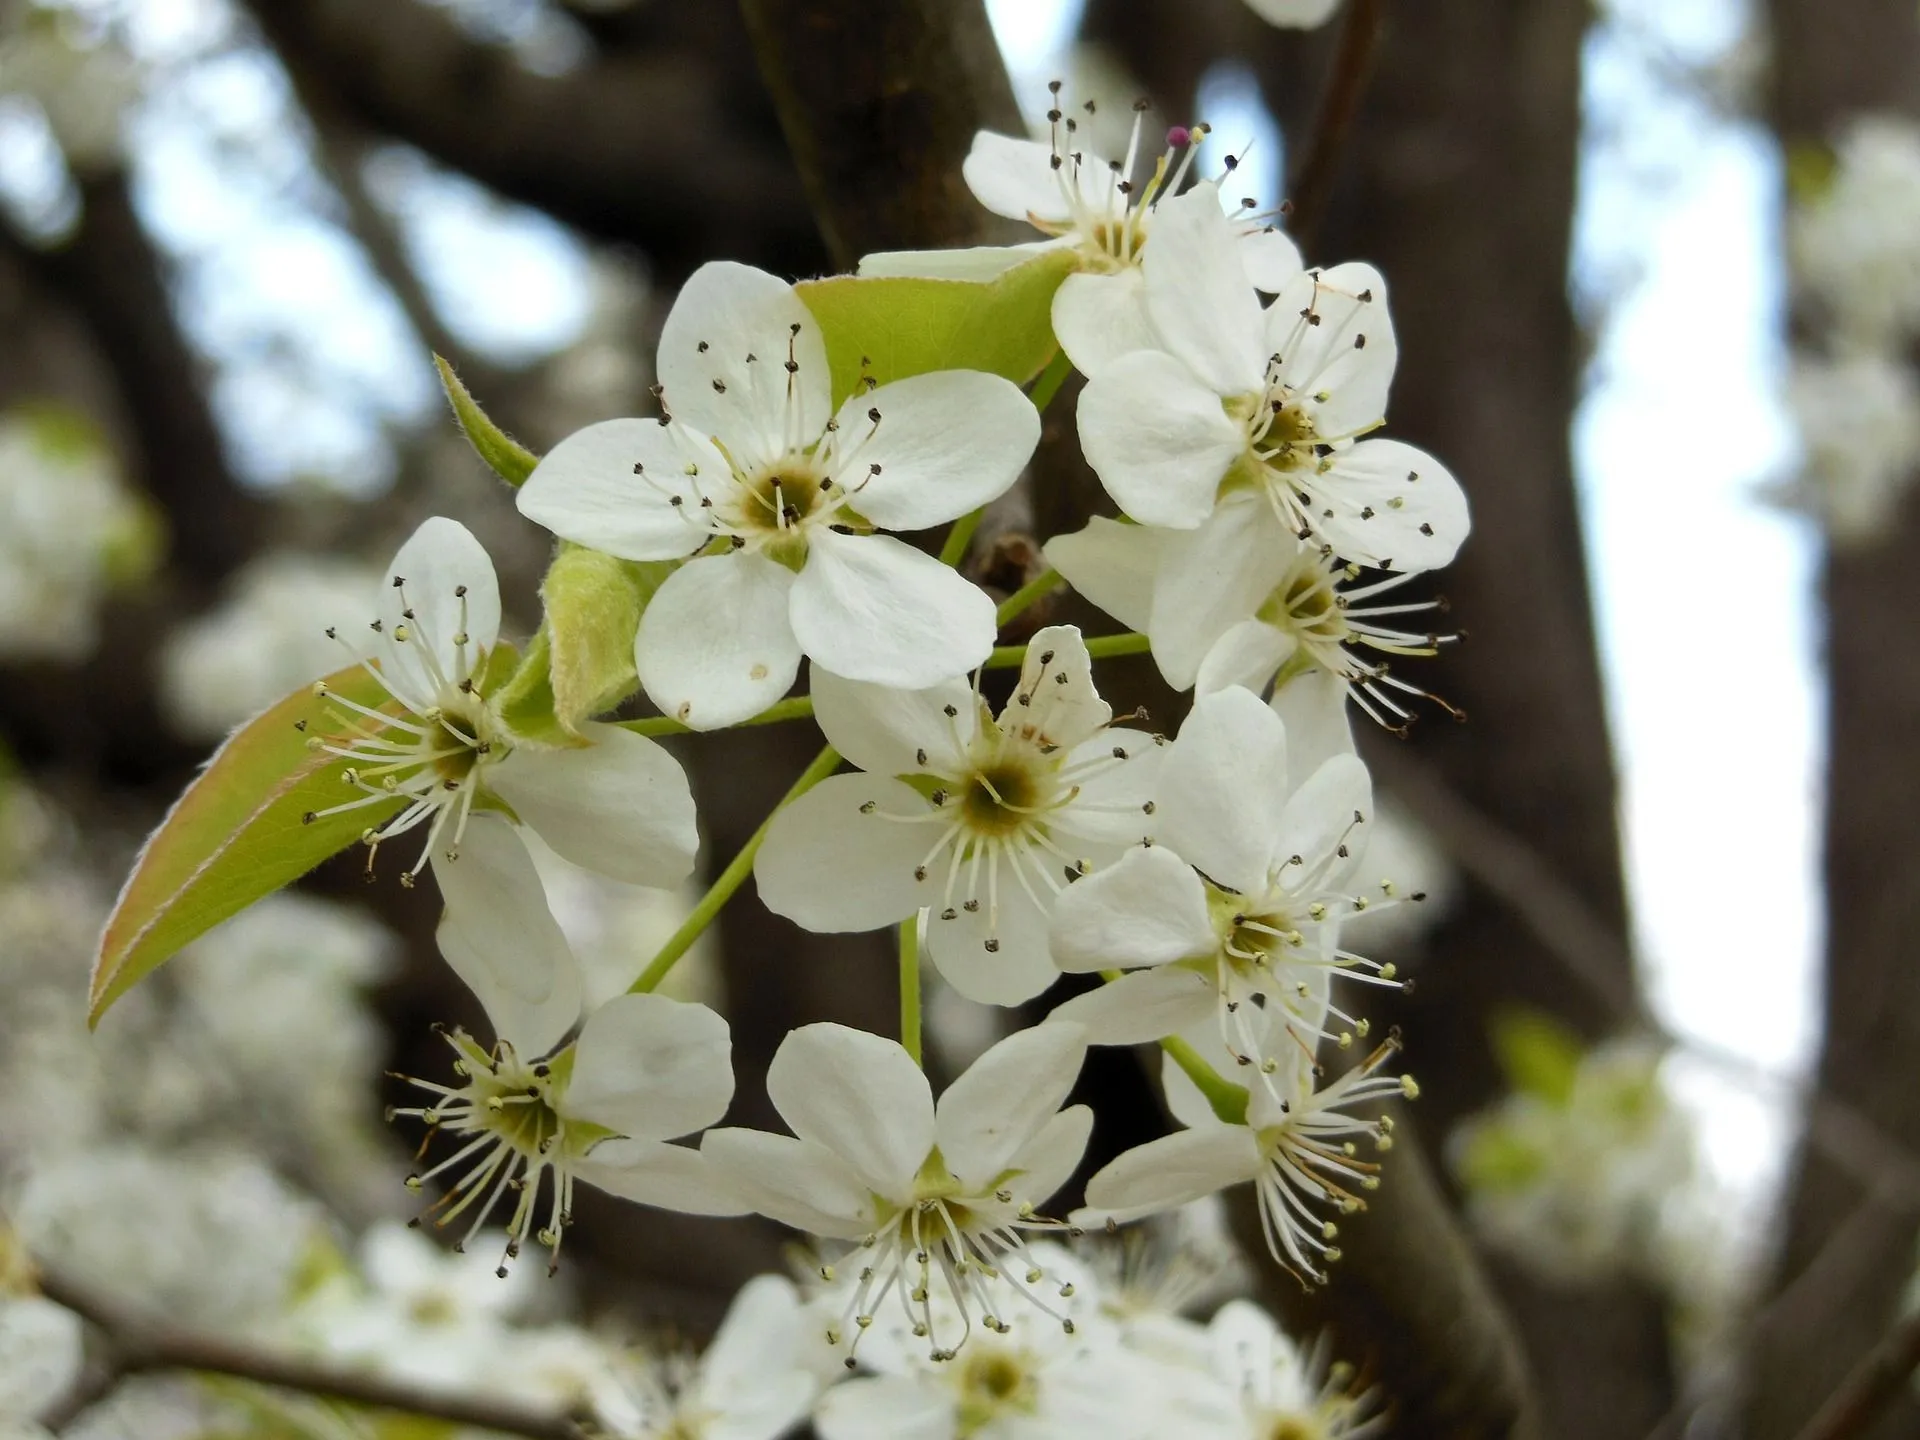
[[542, 545, 672, 735], [434, 354, 538, 487], [1455, 1120, 1550, 1194], [1489, 1006, 1587, 1108], [796, 248, 1077, 406], [91, 665, 406, 1023]]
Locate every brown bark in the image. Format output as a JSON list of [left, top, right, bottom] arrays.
[[1744, 6, 1920, 1436]]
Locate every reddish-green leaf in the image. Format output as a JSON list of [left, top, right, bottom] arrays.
[[91, 665, 406, 1023]]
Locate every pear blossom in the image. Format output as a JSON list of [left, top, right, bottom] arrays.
[[753, 626, 1161, 1006], [1075, 183, 1467, 572], [1049, 686, 1402, 1072], [391, 987, 745, 1273], [813, 1245, 1159, 1440], [1202, 1301, 1377, 1439], [1240, 0, 1344, 28], [0, 1295, 83, 1424], [863, 105, 1302, 378], [1780, 350, 1920, 547], [1789, 115, 1920, 348], [1046, 510, 1457, 724], [702, 1022, 1093, 1362], [1076, 1021, 1410, 1285], [517, 262, 1040, 729], [300, 516, 698, 979], [596, 1275, 818, 1440]]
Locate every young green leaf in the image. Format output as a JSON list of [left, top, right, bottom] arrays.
[[434, 354, 538, 487], [1488, 1006, 1587, 1108], [90, 665, 406, 1023], [541, 545, 672, 736], [796, 248, 1076, 406]]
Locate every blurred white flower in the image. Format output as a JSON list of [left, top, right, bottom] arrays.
[[0, 1294, 83, 1424], [1791, 115, 1920, 349], [160, 552, 385, 740], [11, 1144, 323, 1334], [1450, 1030, 1699, 1287], [0, 405, 155, 662], [0, 11, 138, 168], [1779, 350, 1920, 547]]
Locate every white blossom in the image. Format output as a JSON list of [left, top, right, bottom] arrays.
[[1790, 115, 1920, 349], [863, 107, 1302, 379], [1046, 513, 1457, 725], [0, 406, 153, 662], [1239, 0, 1345, 28], [1075, 183, 1467, 571], [1049, 686, 1401, 1072], [1076, 1025, 1410, 1285], [703, 1022, 1092, 1363], [1202, 1300, 1377, 1439], [160, 552, 385, 741], [517, 262, 1039, 729], [300, 517, 698, 991], [392, 990, 745, 1272], [754, 626, 1161, 1006], [1780, 349, 1920, 546], [596, 1275, 818, 1440], [0, 1295, 83, 1425]]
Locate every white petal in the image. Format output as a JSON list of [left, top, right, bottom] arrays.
[[790, 531, 995, 687], [859, 241, 1058, 279], [1142, 183, 1267, 396], [378, 517, 501, 711], [433, 816, 570, 1008], [566, 993, 734, 1140], [1237, 226, 1305, 293], [924, 879, 1059, 1006], [1078, 350, 1242, 528], [1049, 967, 1217, 1045], [1272, 752, 1374, 893], [701, 1274, 808, 1389], [1053, 269, 1158, 378], [0, 1297, 83, 1420], [809, 668, 976, 777], [817, 1376, 956, 1440], [1159, 1041, 1227, 1132], [935, 1023, 1087, 1191], [767, 1022, 935, 1198], [707, 1377, 819, 1440], [1243, 0, 1344, 26], [1075, 1127, 1262, 1226], [516, 419, 721, 561], [1005, 1102, 1094, 1204], [1269, 262, 1397, 438], [634, 553, 801, 731], [1155, 687, 1289, 894], [754, 774, 932, 932], [436, 916, 579, 1060], [1056, 728, 1163, 847], [828, 372, 1038, 532], [657, 261, 831, 464], [1195, 620, 1297, 697], [1313, 438, 1470, 572], [573, 1138, 749, 1216], [1147, 495, 1296, 690], [490, 723, 697, 887], [701, 1129, 876, 1237], [1043, 517, 1165, 633], [999, 624, 1110, 751], [1049, 845, 1214, 972], [1269, 668, 1356, 772], [962, 130, 1096, 225]]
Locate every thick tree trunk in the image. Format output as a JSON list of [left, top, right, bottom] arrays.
[[1744, 5, 1920, 1436]]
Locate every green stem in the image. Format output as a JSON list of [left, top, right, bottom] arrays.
[[1029, 348, 1075, 413], [1159, 1035, 1251, 1127], [939, 508, 985, 568], [629, 744, 841, 994], [984, 631, 1149, 669], [618, 694, 815, 738], [899, 912, 923, 1065], [995, 568, 1065, 627]]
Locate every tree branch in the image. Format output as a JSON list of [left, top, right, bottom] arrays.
[[1792, 1308, 1920, 1440], [1285, 0, 1386, 245], [735, 0, 1027, 268], [36, 1269, 583, 1440], [237, 0, 825, 279]]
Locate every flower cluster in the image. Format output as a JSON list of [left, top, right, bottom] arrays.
[[76, 85, 1477, 1438]]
